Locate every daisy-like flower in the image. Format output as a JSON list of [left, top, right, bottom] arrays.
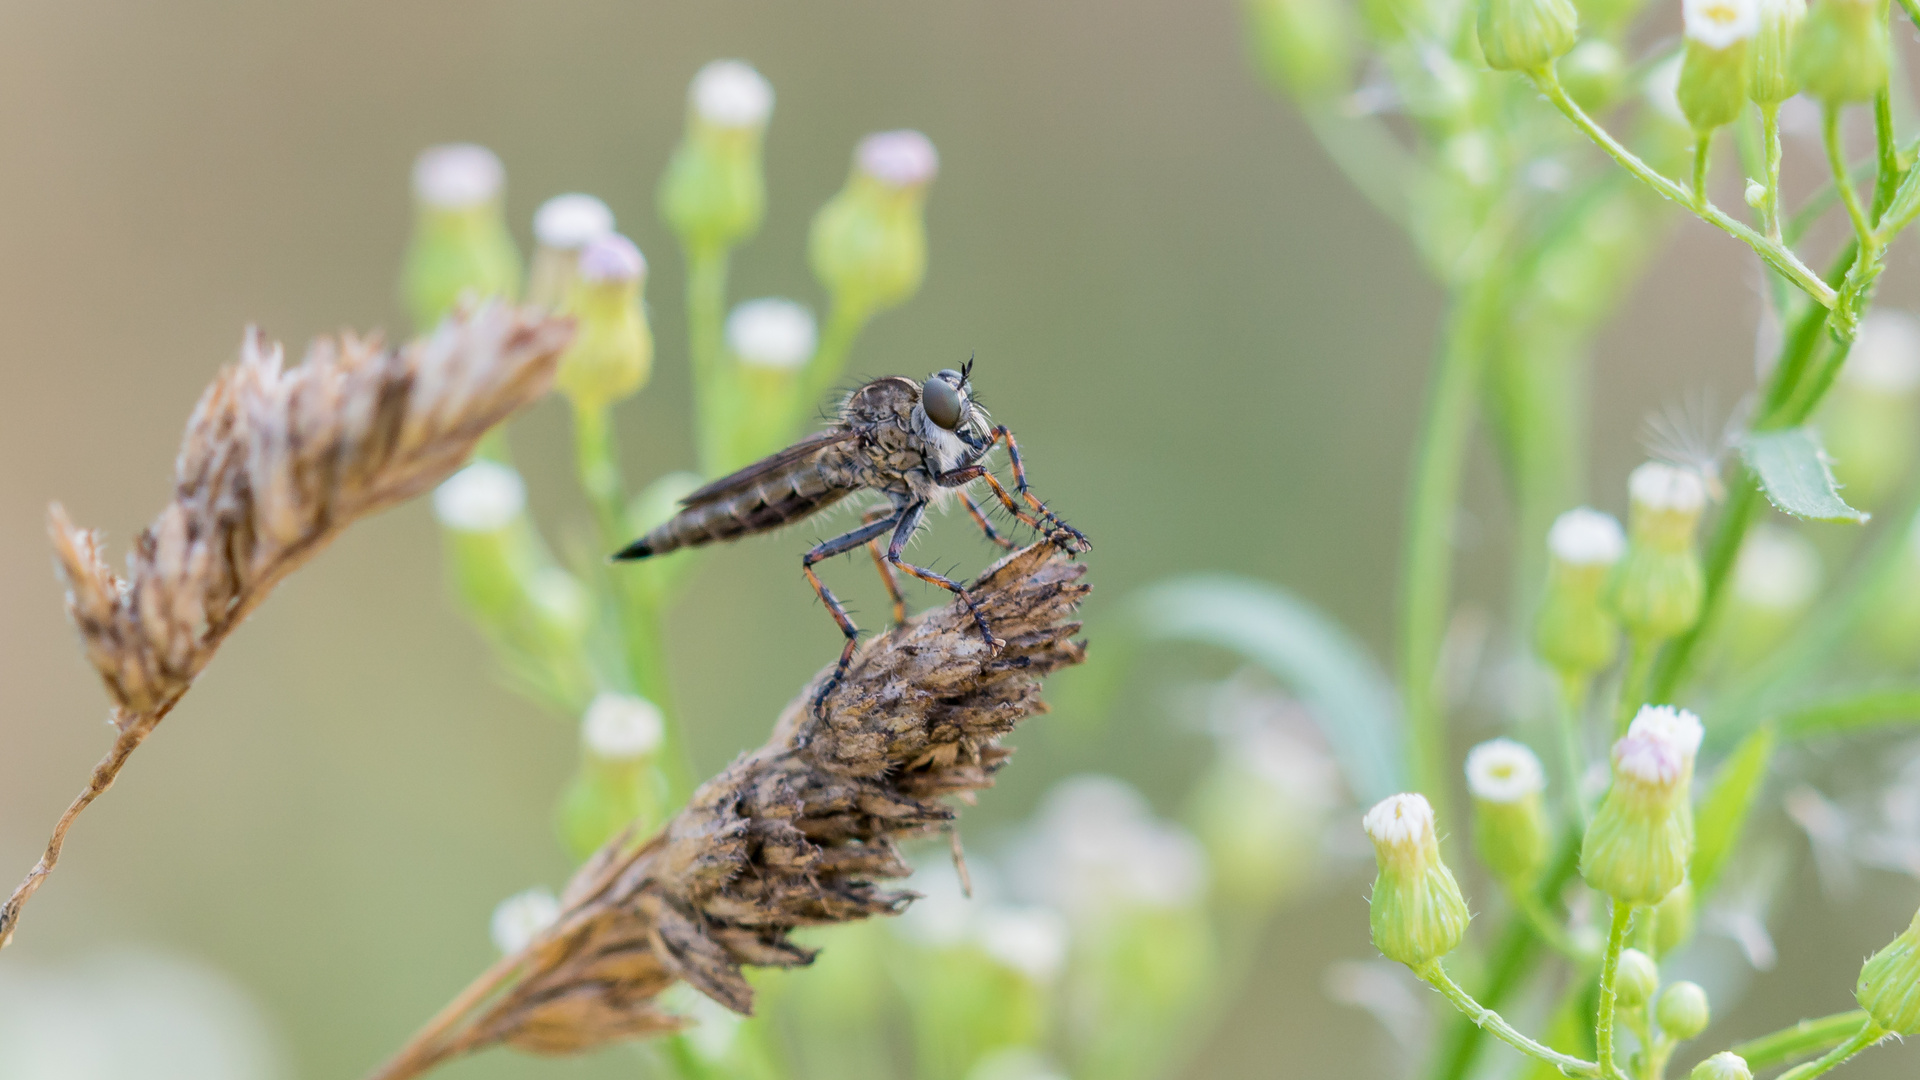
[[1684, 0, 1761, 49]]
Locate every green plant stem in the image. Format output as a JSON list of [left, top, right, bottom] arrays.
[[1557, 672, 1592, 823], [1776, 684, 1920, 741], [1529, 66, 1835, 309], [1418, 963, 1602, 1077], [1399, 281, 1502, 830], [1644, 1032, 1675, 1080], [1597, 902, 1635, 1080], [1872, 91, 1900, 219], [686, 244, 731, 475], [1825, 105, 1879, 266], [1515, 889, 1591, 961], [1729, 1010, 1875, 1071], [1691, 136, 1711, 211], [1625, 1007, 1655, 1080], [1777, 1021, 1884, 1080], [1762, 103, 1785, 243], [1614, 637, 1656, 736], [571, 404, 628, 543]]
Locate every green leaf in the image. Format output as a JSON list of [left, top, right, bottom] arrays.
[[1128, 575, 1405, 802], [1691, 725, 1776, 894], [1776, 685, 1920, 741], [1739, 427, 1870, 523]]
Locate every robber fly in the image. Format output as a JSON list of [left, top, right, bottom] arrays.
[[614, 362, 1089, 715]]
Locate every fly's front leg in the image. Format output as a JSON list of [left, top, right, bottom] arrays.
[[802, 513, 900, 717], [958, 491, 1016, 550], [885, 503, 1002, 652], [862, 506, 908, 624], [937, 462, 1090, 553]]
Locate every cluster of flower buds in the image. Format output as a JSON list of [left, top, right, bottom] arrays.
[[401, 144, 524, 333], [1363, 793, 1470, 968], [659, 60, 773, 255], [1582, 705, 1702, 904], [1536, 506, 1626, 679], [556, 691, 667, 859], [1610, 463, 1708, 645]]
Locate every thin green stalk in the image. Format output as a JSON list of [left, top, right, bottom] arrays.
[[1729, 1010, 1874, 1071], [1614, 638, 1656, 736], [686, 244, 731, 475], [1516, 890, 1591, 961], [1399, 282, 1502, 830], [1691, 136, 1711, 211], [1872, 91, 1901, 221], [1557, 672, 1592, 824], [1777, 685, 1920, 741], [1625, 1007, 1656, 1080], [1762, 102, 1785, 243], [1529, 66, 1835, 309], [1418, 963, 1602, 1077], [1777, 1021, 1884, 1080], [1597, 902, 1636, 1080], [1825, 104, 1879, 262], [1902, 0, 1920, 29], [571, 404, 627, 544]]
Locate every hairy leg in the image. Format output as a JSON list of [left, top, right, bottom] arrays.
[[802, 513, 901, 716]]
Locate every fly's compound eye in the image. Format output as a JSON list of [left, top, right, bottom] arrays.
[[922, 376, 963, 430]]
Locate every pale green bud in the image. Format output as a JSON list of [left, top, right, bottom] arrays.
[[1823, 310, 1920, 510], [1616, 948, 1660, 1008], [527, 193, 614, 311], [1725, 526, 1821, 665], [1245, 0, 1354, 98], [1691, 1051, 1753, 1080], [1560, 40, 1627, 110], [401, 144, 523, 334], [433, 460, 533, 622], [724, 298, 818, 467], [810, 130, 937, 323], [554, 234, 652, 410], [1749, 0, 1806, 103], [1793, 0, 1891, 105], [659, 60, 773, 252], [1537, 508, 1626, 676], [1466, 739, 1551, 885], [1582, 707, 1702, 904], [1610, 463, 1707, 641], [557, 692, 667, 860], [1679, 0, 1760, 131], [1856, 905, 1920, 1035], [1364, 794, 1470, 968], [1745, 178, 1768, 207], [1657, 980, 1711, 1040], [1477, 0, 1578, 70]]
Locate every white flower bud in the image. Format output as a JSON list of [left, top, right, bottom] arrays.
[[857, 129, 940, 188], [1626, 705, 1705, 770], [412, 143, 505, 210], [975, 906, 1070, 983], [432, 461, 526, 532], [1692, 1051, 1753, 1080], [1549, 507, 1627, 566], [1364, 792, 1441, 855], [690, 60, 773, 128], [1466, 738, 1546, 803], [1629, 462, 1709, 516], [577, 233, 645, 284], [581, 692, 665, 761], [533, 193, 615, 251], [489, 887, 560, 954], [727, 298, 817, 370], [1684, 0, 1760, 48]]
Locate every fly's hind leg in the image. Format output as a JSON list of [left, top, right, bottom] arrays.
[[862, 506, 908, 624], [958, 490, 1016, 551], [802, 512, 901, 718], [886, 503, 1003, 652]]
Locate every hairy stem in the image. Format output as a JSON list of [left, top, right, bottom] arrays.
[[1419, 963, 1602, 1077], [1730, 1010, 1875, 1071], [1692, 136, 1711, 211], [1597, 902, 1635, 1080], [1762, 102, 1785, 243], [1777, 1021, 1884, 1080], [1825, 105, 1878, 264]]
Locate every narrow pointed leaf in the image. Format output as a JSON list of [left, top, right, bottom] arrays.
[[1739, 427, 1869, 523]]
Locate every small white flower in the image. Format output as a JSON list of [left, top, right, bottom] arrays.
[[1363, 793, 1438, 851], [533, 193, 615, 251], [690, 60, 773, 128], [1629, 461, 1709, 514], [857, 130, 939, 188], [1465, 739, 1546, 804], [1684, 0, 1761, 50], [1733, 525, 1822, 611], [1548, 507, 1627, 566], [489, 887, 560, 954], [1627, 704, 1705, 762], [577, 233, 645, 284], [727, 299, 817, 370], [1842, 310, 1920, 393], [975, 906, 1070, 982], [1612, 727, 1691, 786], [432, 461, 525, 532], [412, 143, 504, 209], [582, 692, 665, 760]]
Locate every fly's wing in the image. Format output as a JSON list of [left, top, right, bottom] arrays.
[[679, 428, 863, 508]]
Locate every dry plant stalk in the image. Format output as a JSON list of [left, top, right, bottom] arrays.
[[0, 304, 574, 949], [367, 541, 1090, 1080]]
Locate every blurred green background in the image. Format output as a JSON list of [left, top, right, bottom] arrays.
[[2, 1, 1918, 1077]]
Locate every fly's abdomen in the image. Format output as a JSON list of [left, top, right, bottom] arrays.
[[616, 463, 853, 559]]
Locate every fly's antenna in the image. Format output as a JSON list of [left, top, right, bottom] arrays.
[[961, 354, 974, 383]]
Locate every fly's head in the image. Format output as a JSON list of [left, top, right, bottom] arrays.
[[919, 360, 991, 452]]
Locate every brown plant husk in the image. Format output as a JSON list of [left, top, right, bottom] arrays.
[[367, 541, 1089, 1080], [1, 304, 574, 949]]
